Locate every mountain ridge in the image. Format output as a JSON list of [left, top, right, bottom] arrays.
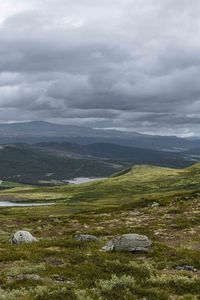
[[0, 121, 199, 150]]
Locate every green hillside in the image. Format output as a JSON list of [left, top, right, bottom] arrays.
[[0, 163, 199, 299], [3, 163, 200, 208]]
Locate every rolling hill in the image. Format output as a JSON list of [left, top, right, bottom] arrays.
[[3, 161, 200, 207]]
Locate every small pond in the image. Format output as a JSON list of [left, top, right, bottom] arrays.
[[0, 202, 55, 207]]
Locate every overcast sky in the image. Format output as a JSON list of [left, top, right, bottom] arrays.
[[0, 0, 200, 136]]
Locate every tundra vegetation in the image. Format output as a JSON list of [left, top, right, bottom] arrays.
[[0, 163, 199, 299]]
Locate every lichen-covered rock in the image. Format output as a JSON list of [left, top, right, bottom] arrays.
[[11, 230, 38, 244], [102, 234, 151, 252], [74, 233, 99, 242], [176, 265, 198, 272]]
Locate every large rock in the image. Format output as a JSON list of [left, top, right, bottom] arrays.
[[74, 233, 99, 242], [102, 234, 151, 252], [11, 230, 38, 244]]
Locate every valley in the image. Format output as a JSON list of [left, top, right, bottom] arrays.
[[0, 140, 200, 185], [0, 144, 123, 185]]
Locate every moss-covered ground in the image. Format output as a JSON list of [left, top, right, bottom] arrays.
[[0, 164, 199, 299]]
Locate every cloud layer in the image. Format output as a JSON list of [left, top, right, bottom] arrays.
[[0, 0, 200, 136]]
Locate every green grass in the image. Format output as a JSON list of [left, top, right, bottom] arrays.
[[0, 163, 199, 299]]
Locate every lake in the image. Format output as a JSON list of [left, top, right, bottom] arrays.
[[66, 177, 104, 184], [0, 202, 55, 207]]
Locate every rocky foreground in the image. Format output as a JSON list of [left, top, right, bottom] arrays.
[[0, 164, 199, 299]]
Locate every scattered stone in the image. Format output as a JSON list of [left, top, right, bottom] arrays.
[[52, 274, 66, 282], [11, 230, 38, 244], [52, 274, 75, 284], [102, 234, 152, 252], [8, 274, 41, 281], [74, 233, 99, 242], [176, 265, 198, 272], [151, 202, 160, 208], [46, 257, 64, 266], [129, 210, 141, 216], [23, 274, 41, 281]]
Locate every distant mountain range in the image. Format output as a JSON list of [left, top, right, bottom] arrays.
[[0, 121, 200, 151]]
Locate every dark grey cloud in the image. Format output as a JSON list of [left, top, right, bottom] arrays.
[[0, 0, 200, 136]]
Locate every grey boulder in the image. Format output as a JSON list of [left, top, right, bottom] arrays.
[[74, 233, 98, 242], [102, 234, 151, 252], [11, 230, 38, 244], [176, 265, 198, 272]]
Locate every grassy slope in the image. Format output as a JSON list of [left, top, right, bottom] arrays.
[[2, 163, 200, 206], [0, 164, 199, 299]]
